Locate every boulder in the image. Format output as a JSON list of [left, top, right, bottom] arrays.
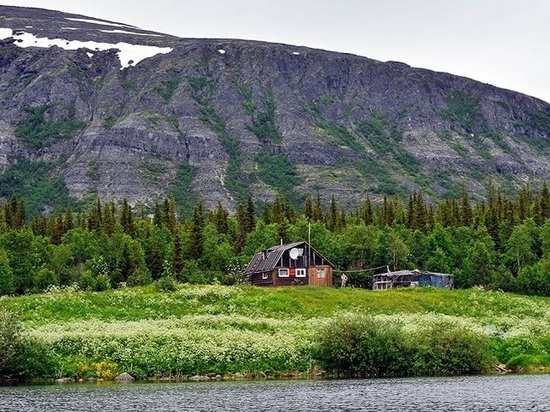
[[55, 377, 75, 383], [115, 372, 135, 382]]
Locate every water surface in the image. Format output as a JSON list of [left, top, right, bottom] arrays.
[[1, 374, 549, 411]]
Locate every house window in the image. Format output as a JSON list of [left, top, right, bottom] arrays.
[[278, 268, 289, 277], [262, 272, 268, 280], [295, 268, 306, 278]]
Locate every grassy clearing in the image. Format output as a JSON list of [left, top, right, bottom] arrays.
[[5, 285, 549, 324], [2, 285, 550, 380]]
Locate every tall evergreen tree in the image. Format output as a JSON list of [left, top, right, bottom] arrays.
[[88, 198, 102, 233], [305, 194, 313, 221], [116, 242, 134, 284], [162, 197, 178, 234], [30, 215, 47, 237], [407, 193, 415, 229], [147, 229, 164, 280], [516, 185, 532, 221], [213, 201, 229, 234], [189, 201, 204, 260], [120, 198, 135, 236], [152, 202, 163, 228], [484, 180, 501, 247], [172, 230, 184, 278], [261, 202, 272, 224], [64, 207, 74, 232], [312, 193, 323, 222], [327, 195, 338, 231], [362, 195, 373, 226], [245, 195, 256, 233], [235, 203, 248, 253], [459, 186, 473, 227], [271, 195, 285, 226], [540, 182, 550, 223], [102, 201, 117, 236], [49, 214, 65, 245]]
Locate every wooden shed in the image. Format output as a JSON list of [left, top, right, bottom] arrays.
[[245, 241, 334, 287]]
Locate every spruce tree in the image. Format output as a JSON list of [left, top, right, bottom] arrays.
[[189, 201, 204, 261], [245, 195, 256, 233], [102, 201, 116, 236], [64, 207, 74, 232], [88, 198, 102, 233], [235, 203, 248, 253], [305, 194, 313, 221], [312, 193, 323, 222], [147, 230, 164, 280], [540, 182, 550, 222], [459, 186, 473, 227], [362, 195, 373, 226], [172, 230, 184, 279], [327, 195, 338, 231], [214, 201, 229, 234], [120, 198, 135, 236]]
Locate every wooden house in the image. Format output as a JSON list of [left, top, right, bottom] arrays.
[[372, 269, 454, 290], [245, 241, 334, 287]]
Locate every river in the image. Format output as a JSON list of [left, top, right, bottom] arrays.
[[1, 374, 549, 411]]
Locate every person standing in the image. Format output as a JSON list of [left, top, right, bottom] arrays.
[[341, 272, 348, 288]]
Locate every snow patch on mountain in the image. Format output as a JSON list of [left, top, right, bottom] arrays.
[[0, 28, 172, 69]]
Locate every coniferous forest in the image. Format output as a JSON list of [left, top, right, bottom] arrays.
[[2, 180, 550, 297]]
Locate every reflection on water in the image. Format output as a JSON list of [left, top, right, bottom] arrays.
[[1, 374, 549, 411]]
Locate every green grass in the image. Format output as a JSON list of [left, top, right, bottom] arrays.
[[3, 285, 550, 380], [4, 284, 550, 325]]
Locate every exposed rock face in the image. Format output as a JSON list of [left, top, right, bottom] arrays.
[[1, 5, 550, 213]]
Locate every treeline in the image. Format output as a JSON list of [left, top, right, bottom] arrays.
[[2, 181, 550, 296]]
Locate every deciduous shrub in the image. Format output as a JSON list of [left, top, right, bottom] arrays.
[[315, 313, 410, 377], [407, 319, 494, 375], [315, 313, 494, 377], [0, 307, 53, 382]]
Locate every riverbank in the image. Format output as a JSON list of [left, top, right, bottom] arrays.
[[2, 285, 550, 382]]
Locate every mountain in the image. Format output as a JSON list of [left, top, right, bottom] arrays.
[[1, 5, 550, 214]]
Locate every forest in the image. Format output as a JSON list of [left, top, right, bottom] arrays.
[[1, 180, 550, 297]]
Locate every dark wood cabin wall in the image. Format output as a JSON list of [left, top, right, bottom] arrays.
[[249, 272, 274, 286], [272, 269, 309, 286]]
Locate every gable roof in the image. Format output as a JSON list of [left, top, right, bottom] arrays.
[[245, 241, 334, 275]]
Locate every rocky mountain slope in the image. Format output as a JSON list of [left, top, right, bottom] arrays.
[[1, 5, 550, 214]]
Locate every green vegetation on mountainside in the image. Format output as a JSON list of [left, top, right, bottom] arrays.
[[15, 104, 84, 150]]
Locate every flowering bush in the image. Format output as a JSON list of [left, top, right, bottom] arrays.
[[29, 315, 316, 378]]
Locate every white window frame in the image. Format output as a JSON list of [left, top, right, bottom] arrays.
[[262, 272, 268, 280], [295, 268, 307, 278], [278, 268, 289, 277]]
